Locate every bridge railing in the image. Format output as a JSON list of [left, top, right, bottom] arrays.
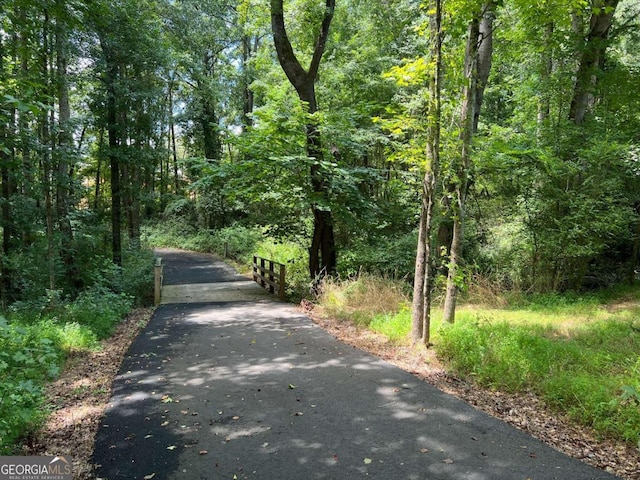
[[154, 257, 163, 305], [253, 256, 286, 301]]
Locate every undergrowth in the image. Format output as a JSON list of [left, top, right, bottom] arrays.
[[0, 248, 152, 453], [316, 274, 410, 328]]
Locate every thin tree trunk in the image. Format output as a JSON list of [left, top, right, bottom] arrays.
[[242, 35, 258, 129], [42, 10, 56, 291], [95, 129, 103, 211], [168, 77, 180, 195], [443, 4, 492, 323], [411, 0, 442, 346], [0, 34, 12, 305], [538, 21, 554, 126], [55, 3, 81, 291], [104, 52, 122, 265]]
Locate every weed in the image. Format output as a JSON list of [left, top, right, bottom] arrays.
[[316, 274, 409, 327]]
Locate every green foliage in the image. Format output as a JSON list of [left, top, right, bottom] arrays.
[[435, 313, 640, 445], [369, 307, 412, 343], [0, 317, 60, 453], [339, 231, 418, 278], [0, 284, 133, 452], [211, 225, 263, 264], [0, 244, 143, 452], [255, 239, 309, 299], [64, 287, 133, 339], [473, 126, 638, 291]]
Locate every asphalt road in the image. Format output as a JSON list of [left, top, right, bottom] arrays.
[[92, 250, 619, 480]]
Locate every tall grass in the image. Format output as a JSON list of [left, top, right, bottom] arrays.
[[315, 276, 640, 447], [437, 311, 640, 445], [316, 274, 410, 327]]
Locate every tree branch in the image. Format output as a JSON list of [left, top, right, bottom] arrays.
[[308, 0, 335, 79]]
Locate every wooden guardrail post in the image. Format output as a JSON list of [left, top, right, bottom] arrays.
[[253, 255, 286, 300], [278, 263, 286, 301], [154, 257, 163, 305]]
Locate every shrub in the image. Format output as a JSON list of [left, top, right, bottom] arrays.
[[0, 317, 61, 453], [65, 287, 133, 339], [339, 232, 418, 279]]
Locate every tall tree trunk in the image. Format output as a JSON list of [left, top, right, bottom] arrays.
[[126, 150, 141, 245], [411, 0, 442, 346], [42, 10, 56, 291], [241, 35, 258, 129], [270, 0, 337, 278], [569, 0, 619, 125], [538, 21, 554, 126], [443, 2, 494, 323], [55, 3, 81, 291], [201, 97, 221, 161], [95, 129, 103, 211], [103, 48, 122, 266], [167, 75, 180, 195], [0, 35, 13, 305]]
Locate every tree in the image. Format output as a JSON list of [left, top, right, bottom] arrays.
[[270, 0, 337, 278], [442, 0, 495, 323], [411, 0, 442, 346], [569, 0, 620, 125]]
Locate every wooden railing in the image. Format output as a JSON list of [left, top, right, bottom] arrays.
[[253, 256, 286, 300], [154, 257, 163, 305]]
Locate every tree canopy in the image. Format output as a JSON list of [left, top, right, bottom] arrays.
[[1, 0, 639, 328]]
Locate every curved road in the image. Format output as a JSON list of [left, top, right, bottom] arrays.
[[92, 250, 618, 480]]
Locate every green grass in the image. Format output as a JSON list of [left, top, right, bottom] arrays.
[[317, 277, 640, 448]]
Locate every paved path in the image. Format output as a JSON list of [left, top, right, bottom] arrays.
[[92, 250, 619, 480]]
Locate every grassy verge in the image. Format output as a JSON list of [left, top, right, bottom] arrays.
[[315, 276, 640, 448], [0, 248, 153, 453], [437, 304, 640, 447]]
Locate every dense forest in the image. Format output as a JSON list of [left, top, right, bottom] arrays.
[[2, 0, 639, 310], [1, 0, 640, 461]]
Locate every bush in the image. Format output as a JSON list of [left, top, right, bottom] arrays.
[[87, 248, 154, 307], [64, 287, 133, 339], [339, 232, 418, 279], [0, 317, 61, 453]]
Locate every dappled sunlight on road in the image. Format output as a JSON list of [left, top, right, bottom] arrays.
[[94, 257, 619, 480]]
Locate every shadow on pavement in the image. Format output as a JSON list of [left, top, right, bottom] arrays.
[[93, 299, 618, 480]]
